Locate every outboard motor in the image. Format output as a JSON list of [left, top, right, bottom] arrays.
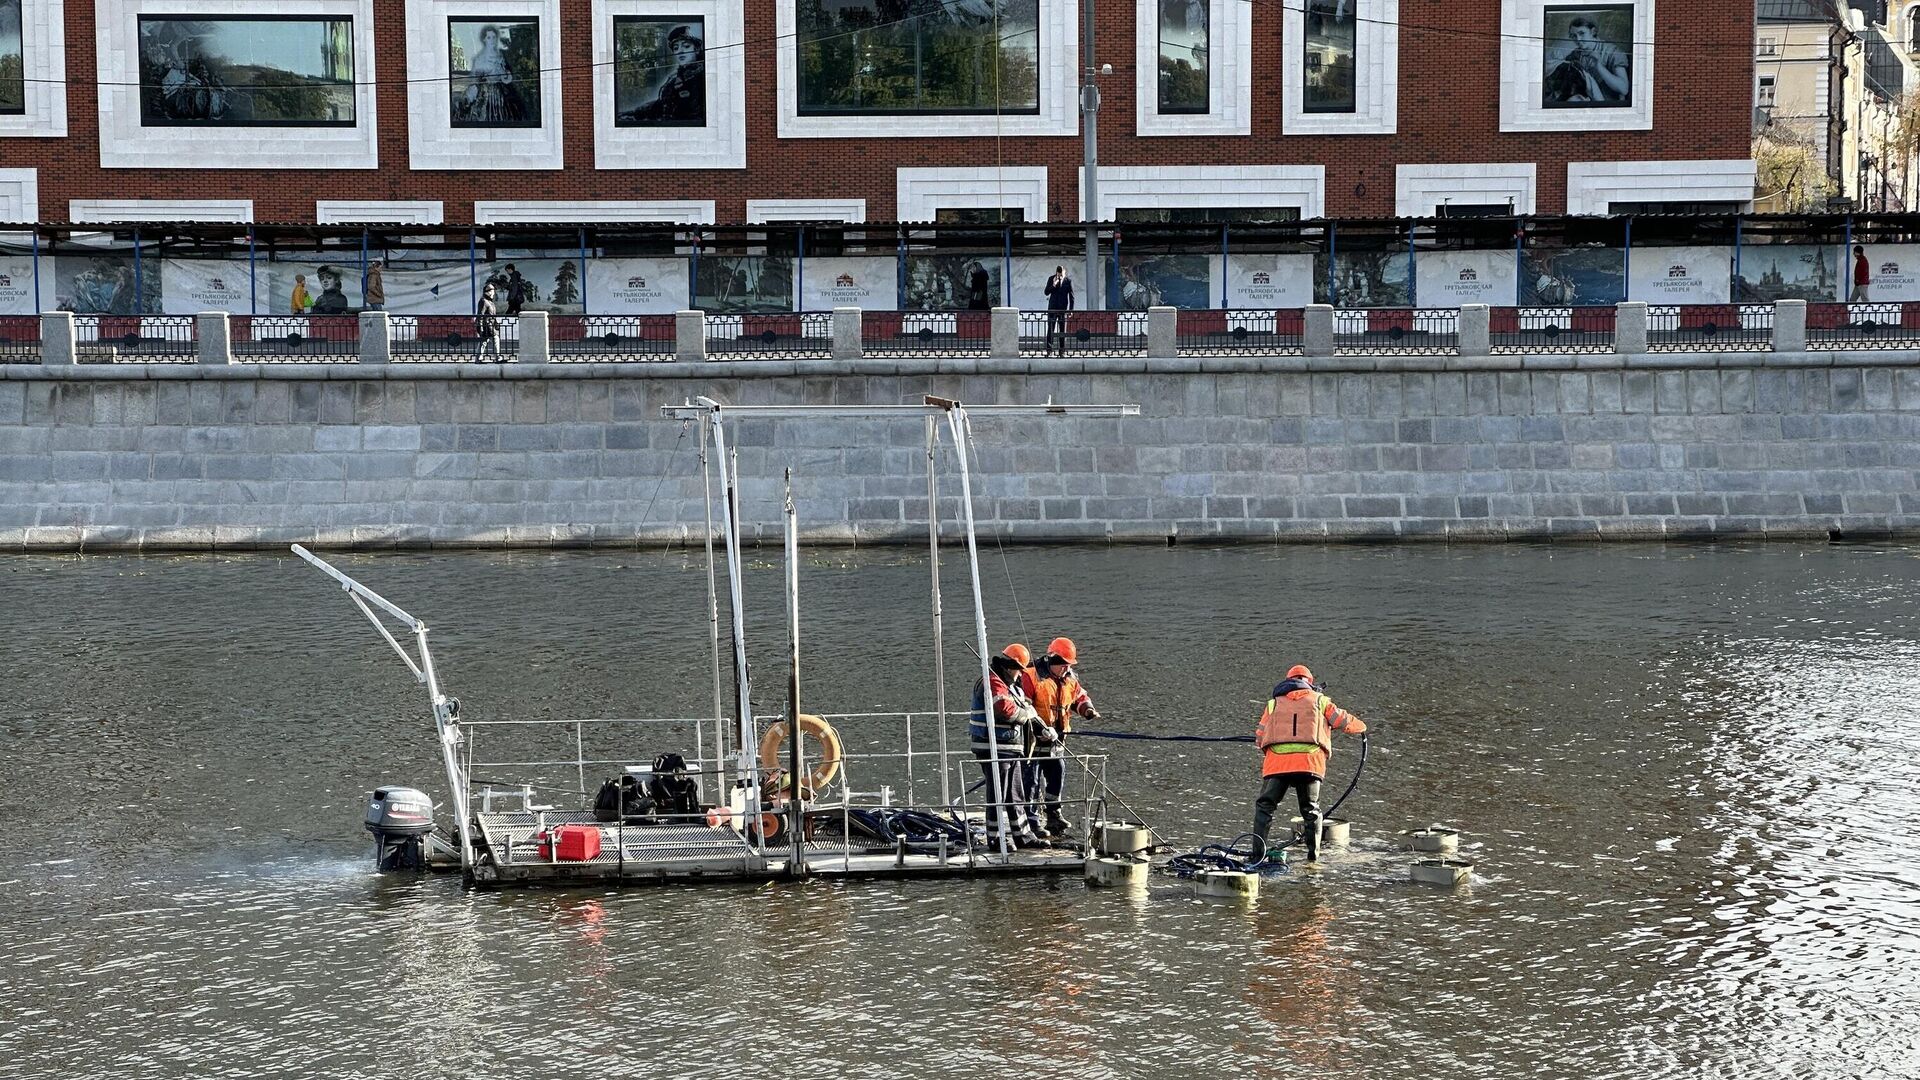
[[365, 786, 435, 871]]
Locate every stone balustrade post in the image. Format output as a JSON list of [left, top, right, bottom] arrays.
[[40, 311, 76, 366], [358, 310, 391, 364], [831, 306, 862, 360], [990, 305, 1020, 358], [195, 311, 231, 365], [1458, 304, 1491, 356], [517, 311, 550, 363], [676, 309, 706, 362], [1771, 299, 1807, 352], [1614, 301, 1648, 354], [1147, 305, 1177, 357], [1304, 304, 1335, 357]]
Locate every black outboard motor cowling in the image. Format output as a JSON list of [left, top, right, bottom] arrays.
[[366, 786, 434, 871]]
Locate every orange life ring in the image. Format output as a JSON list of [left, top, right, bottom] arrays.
[[758, 713, 843, 792]]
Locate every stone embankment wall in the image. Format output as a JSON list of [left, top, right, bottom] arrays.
[[3, 353, 1918, 549]]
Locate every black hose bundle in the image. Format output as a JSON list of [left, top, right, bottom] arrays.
[[1165, 832, 1282, 877]]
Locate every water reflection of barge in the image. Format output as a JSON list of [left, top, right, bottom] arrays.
[[300, 395, 1148, 888]]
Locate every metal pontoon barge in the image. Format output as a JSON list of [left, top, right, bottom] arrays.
[[300, 395, 1147, 887]]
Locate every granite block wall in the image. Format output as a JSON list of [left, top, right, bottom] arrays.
[[3, 353, 1918, 550]]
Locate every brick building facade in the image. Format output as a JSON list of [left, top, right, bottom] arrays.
[[1, 0, 1756, 224]]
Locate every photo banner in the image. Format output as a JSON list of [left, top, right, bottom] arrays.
[[52, 254, 159, 315], [159, 259, 261, 314], [799, 256, 896, 311], [477, 258, 584, 315], [903, 254, 1000, 311], [1734, 245, 1840, 303], [1111, 253, 1211, 310], [262, 260, 365, 315], [0, 253, 49, 315], [1522, 248, 1625, 306], [584, 257, 690, 314], [1414, 250, 1518, 308], [1009, 257, 1103, 311], [1225, 253, 1315, 308], [1856, 244, 1920, 303], [373, 256, 473, 315], [1626, 246, 1732, 304]]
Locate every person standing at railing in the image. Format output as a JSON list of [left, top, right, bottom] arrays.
[[1043, 266, 1074, 356], [1028, 636, 1101, 839], [363, 260, 386, 313], [971, 651, 1047, 850], [475, 282, 503, 361]]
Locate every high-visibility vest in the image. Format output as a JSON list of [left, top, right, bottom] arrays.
[[1033, 674, 1083, 734], [1255, 693, 1332, 756]]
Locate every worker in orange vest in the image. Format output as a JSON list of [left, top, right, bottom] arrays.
[[1029, 636, 1101, 838], [1251, 664, 1365, 861], [1002, 642, 1040, 702]]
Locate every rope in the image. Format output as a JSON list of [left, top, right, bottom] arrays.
[[1073, 729, 1253, 743]]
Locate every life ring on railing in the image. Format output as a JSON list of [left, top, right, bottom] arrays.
[[758, 713, 843, 792]]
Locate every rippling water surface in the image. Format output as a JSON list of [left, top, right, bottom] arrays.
[[3, 544, 1918, 1078]]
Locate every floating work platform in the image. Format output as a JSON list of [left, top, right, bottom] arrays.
[[451, 810, 1088, 886]]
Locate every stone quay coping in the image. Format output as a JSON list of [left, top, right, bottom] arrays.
[[2, 350, 1913, 382]]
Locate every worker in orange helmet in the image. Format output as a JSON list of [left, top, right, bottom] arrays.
[[1250, 664, 1365, 862], [1002, 643, 1040, 702], [1027, 635, 1102, 838]]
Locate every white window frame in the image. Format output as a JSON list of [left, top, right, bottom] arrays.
[[406, 0, 564, 170], [69, 199, 254, 223], [473, 200, 715, 223], [776, 0, 1077, 138], [93, 0, 379, 168], [591, 0, 745, 169], [0, 168, 38, 221], [1282, 0, 1397, 135], [1134, 0, 1250, 136], [1395, 163, 1537, 216], [1500, 0, 1654, 133], [316, 201, 447, 224], [896, 168, 1049, 223], [1565, 159, 1754, 215], [746, 199, 867, 223], [1079, 165, 1325, 220], [2, 0, 67, 137]]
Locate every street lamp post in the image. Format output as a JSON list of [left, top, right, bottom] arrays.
[[1081, 0, 1101, 310]]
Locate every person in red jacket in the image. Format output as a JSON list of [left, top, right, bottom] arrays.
[[1250, 664, 1366, 861]]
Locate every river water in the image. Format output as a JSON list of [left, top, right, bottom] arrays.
[[2, 544, 1917, 1079]]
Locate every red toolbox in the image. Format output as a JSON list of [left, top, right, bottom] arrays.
[[535, 824, 602, 861]]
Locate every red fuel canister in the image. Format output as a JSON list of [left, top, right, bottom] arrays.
[[536, 824, 602, 861]]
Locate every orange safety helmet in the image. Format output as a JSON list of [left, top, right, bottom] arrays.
[[1048, 637, 1079, 665], [1002, 643, 1032, 667], [1285, 664, 1314, 682]]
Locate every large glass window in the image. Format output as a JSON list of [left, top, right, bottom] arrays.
[[136, 16, 356, 126], [935, 208, 1026, 224], [1115, 207, 1300, 224], [1541, 6, 1633, 109], [796, 0, 1040, 116], [1, 0, 23, 115], [1157, 0, 1207, 114], [1302, 0, 1355, 114], [449, 17, 540, 128], [614, 16, 706, 127]]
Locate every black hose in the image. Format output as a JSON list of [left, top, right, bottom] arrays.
[[1324, 731, 1369, 820]]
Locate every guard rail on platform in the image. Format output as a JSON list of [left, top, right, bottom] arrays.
[[33, 300, 1920, 365]]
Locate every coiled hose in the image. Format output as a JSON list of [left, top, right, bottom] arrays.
[[1164, 731, 1371, 872]]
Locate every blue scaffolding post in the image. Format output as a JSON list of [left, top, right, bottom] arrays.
[[1406, 221, 1417, 308], [1513, 219, 1525, 307], [359, 228, 370, 308], [1842, 216, 1854, 304], [1220, 223, 1230, 308], [30, 227, 41, 316], [796, 225, 806, 313], [689, 230, 701, 309], [468, 229, 479, 313], [1732, 215, 1743, 301], [1327, 221, 1339, 308], [894, 227, 906, 309], [132, 228, 143, 318], [578, 228, 589, 313], [1621, 217, 1633, 304], [248, 227, 258, 315], [1001, 226, 1012, 307]]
